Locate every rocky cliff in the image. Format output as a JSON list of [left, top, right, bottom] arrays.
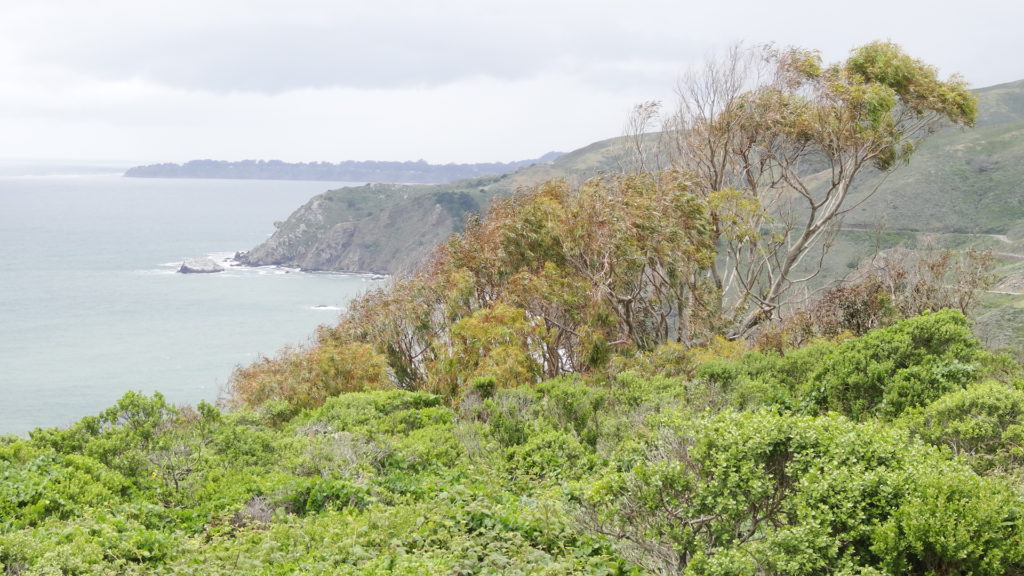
[[237, 184, 482, 274], [237, 136, 630, 274]]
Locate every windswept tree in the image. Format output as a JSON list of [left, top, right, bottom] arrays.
[[229, 42, 979, 408], [310, 172, 716, 397], [666, 41, 977, 337]]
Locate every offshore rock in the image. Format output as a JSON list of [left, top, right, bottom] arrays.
[[178, 257, 225, 274]]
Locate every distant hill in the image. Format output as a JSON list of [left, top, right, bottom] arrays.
[[840, 79, 1024, 236], [124, 153, 564, 184]]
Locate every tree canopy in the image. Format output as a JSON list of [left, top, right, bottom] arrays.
[[668, 41, 976, 336]]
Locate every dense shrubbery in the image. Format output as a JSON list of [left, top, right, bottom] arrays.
[[583, 411, 1023, 575], [268, 171, 720, 404], [3, 311, 1024, 574]]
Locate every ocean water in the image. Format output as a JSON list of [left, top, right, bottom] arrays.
[[0, 162, 383, 435]]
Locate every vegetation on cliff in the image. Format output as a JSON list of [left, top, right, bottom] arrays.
[[234, 137, 627, 274]]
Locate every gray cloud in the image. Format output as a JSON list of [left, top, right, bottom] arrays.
[[6, 0, 695, 93], [7, 0, 1020, 95], [2, 0, 1023, 163]]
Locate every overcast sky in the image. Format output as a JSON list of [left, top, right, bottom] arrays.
[[2, 0, 1022, 164]]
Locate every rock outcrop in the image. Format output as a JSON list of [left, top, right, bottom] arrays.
[[178, 257, 225, 274], [236, 183, 486, 275], [236, 136, 630, 274]]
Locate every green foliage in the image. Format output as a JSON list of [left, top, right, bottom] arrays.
[[432, 302, 544, 397], [6, 326, 1024, 575], [805, 309, 982, 419], [281, 476, 369, 515], [298, 389, 443, 433], [584, 410, 1024, 576], [0, 449, 128, 529], [846, 41, 977, 128], [871, 464, 1024, 575], [506, 428, 594, 481], [483, 388, 536, 448], [903, 381, 1024, 473], [536, 377, 607, 449]]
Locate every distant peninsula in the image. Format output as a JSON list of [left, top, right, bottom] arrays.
[[123, 153, 563, 184]]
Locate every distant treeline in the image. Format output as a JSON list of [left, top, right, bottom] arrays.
[[123, 153, 563, 184]]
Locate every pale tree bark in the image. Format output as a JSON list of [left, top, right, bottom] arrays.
[[663, 42, 976, 339]]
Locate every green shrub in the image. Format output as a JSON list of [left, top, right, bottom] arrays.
[[300, 390, 443, 433], [484, 388, 536, 448], [506, 429, 593, 481], [282, 477, 369, 515], [584, 410, 1024, 575], [805, 310, 982, 419], [536, 377, 606, 449], [905, 381, 1024, 473], [872, 463, 1024, 575]]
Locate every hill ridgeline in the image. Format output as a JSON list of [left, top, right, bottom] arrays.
[[124, 153, 563, 185]]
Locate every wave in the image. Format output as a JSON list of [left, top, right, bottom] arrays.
[[151, 251, 391, 281]]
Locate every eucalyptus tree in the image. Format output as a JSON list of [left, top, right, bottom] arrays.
[[667, 41, 977, 337]]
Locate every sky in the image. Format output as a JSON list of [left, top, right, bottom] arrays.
[[2, 0, 1023, 165]]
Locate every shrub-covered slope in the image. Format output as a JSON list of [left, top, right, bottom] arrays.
[[6, 161, 1024, 575], [3, 312, 1024, 575]]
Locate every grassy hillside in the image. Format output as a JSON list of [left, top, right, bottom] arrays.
[[821, 79, 1024, 240]]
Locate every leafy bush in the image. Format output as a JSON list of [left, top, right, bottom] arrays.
[[905, 381, 1024, 473], [583, 410, 1024, 575], [536, 377, 607, 449], [282, 477, 369, 515], [804, 310, 982, 419], [228, 342, 389, 410], [483, 388, 536, 448], [506, 429, 594, 482], [299, 390, 442, 433]]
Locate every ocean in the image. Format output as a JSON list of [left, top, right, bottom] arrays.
[[0, 161, 383, 435]]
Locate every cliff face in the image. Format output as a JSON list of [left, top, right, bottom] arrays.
[[237, 183, 484, 274], [238, 136, 634, 274]]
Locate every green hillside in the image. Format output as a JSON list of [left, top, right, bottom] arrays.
[[244, 79, 1024, 278], [844, 80, 1024, 237]]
